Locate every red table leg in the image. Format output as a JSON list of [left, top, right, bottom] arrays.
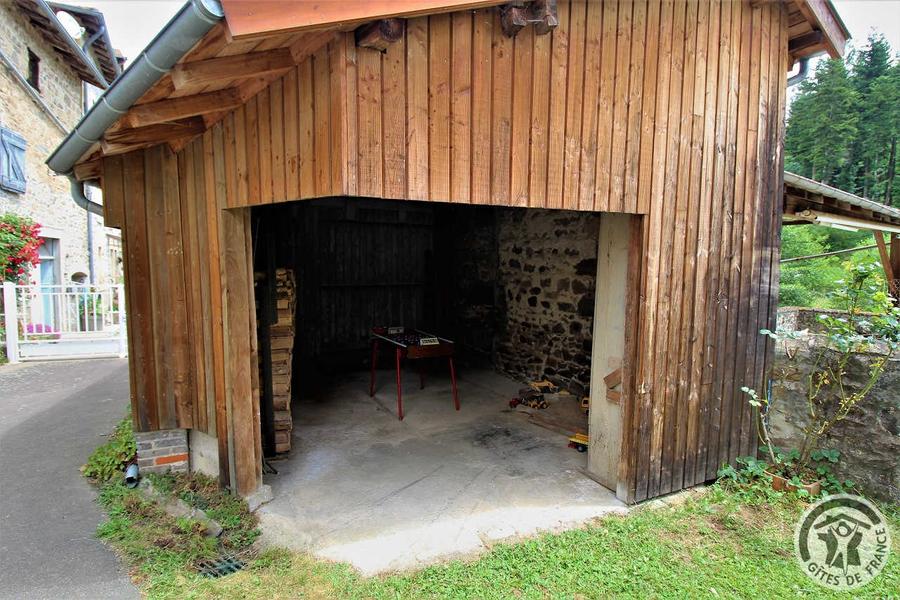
[[396, 348, 404, 420], [418, 363, 425, 390], [369, 339, 379, 397], [449, 356, 460, 411]]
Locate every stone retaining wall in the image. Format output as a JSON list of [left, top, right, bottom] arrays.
[[769, 310, 899, 502]]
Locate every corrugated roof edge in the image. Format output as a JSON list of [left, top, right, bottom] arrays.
[[784, 171, 900, 221], [46, 0, 224, 175]]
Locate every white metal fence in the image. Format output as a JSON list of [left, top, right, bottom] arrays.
[[2, 282, 127, 362]]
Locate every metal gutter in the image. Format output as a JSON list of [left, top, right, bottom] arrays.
[[46, 0, 224, 175], [784, 171, 900, 222], [32, 0, 110, 88]]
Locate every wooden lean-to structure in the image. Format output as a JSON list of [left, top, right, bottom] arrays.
[[53, 0, 860, 502]]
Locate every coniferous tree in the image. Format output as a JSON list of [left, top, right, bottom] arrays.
[[785, 59, 858, 185], [785, 33, 899, 207]]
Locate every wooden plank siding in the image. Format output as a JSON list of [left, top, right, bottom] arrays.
[[104, 0, 790, 502]]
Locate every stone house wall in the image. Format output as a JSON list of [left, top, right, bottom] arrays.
[[0, 3, 119, 286], [769, 311, 899, 502]]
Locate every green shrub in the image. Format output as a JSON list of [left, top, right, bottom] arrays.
[[83, 415, 137, 481]]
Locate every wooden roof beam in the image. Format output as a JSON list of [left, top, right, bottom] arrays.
[[104, 117, 207, 146], [792, 0, 849, 58], [170, 47, 296, 89], [73, 158, 102, 182], [788, 31, 824, 56], [122, 87, 245, 128]]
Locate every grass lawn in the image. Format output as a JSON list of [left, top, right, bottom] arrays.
[[95, 477, 899, 599]]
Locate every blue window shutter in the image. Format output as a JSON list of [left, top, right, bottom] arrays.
[[0, 127, 27, 194]]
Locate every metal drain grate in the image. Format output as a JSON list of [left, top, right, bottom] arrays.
[[196, 555, 246, 578]]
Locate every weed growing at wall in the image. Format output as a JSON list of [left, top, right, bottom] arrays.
[[82, 415, 136, 482]]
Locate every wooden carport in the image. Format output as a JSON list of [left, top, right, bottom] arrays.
[[49, 0, 849, 503], [784, 171, 900, 303]]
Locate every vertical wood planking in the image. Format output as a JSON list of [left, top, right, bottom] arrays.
[[529, 14, 551, 207], [450, 12, 472, 204], [383, 34, 408, 199], [634, 0, 661, 216], [608, 0, 632, 212], [283, 67, 300, 200], [470, 10, 493, 204], [206, 127, 231, 485], [313, 47, 333, 196], [657, 0, 688, 495], [330, 39, 350, 196], [269, 79, 286, 202], [407, 17, 430, 199], [545, 0, 569, 208], [681, 0, 711, 488], [561, 0, 586, 210], [641, 0, 674, 500], [688, 0, 722, 487], [622, 0, 647, 214], [490, 10, 512, 205], [357, 47, 384, 197], [669, 0, 700, 490], [429, 14, 452, 201], [163, 147, 194, 428], [143, 146, 174, 428], [593, 0, 617, 211], [578, 0, 604, 211], [257, 88, 273, 203], [244, 97, 260, 205], [509, 26, 533, 207], [121, 150, 158, 431], [298, 59, 315, 198]]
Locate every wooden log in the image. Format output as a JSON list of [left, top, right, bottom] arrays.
[[356, 18, 405, 51]]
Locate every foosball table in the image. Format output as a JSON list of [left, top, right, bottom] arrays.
[[369, 326, 460, 420]]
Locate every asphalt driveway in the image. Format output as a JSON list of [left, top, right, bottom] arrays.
[[0, 359, 138, 600]]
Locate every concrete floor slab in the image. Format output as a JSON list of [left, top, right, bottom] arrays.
[[257, 368, 626, 575]]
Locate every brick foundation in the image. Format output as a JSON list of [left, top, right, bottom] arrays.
[[135, 429, 189, 474]]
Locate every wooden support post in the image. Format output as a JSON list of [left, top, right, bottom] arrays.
[[874, 231, 895, 293], [892, 234, 900, 302], [356, 19, 405, 51], [220, 207, 262, 496], [875, 231, 899, 304]]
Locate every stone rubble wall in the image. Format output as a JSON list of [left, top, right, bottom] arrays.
[[494, 209, 599, 396], [769, 314, 899, 502]]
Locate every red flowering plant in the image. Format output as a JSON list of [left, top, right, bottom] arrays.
[[0, 213, 43, 284]]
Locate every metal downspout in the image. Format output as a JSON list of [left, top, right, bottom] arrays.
[[68, 175, 104, 217], [788, 57, 810, 87]]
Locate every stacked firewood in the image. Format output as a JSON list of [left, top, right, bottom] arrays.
[[270, 268, 296, 454]]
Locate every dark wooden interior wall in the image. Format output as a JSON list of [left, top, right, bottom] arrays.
[[254, 199, 436, 360], [102, 0, 790, 502]]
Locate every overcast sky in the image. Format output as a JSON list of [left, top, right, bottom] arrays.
[[78, 0, 900, 77]]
